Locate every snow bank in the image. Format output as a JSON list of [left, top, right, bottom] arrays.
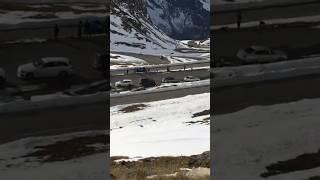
[[111, 80, 210, 98], [166, 56, 198, 63], [110, 53, 147, 69], [110, 93, 210, 157], [214, 57, 320, 87]]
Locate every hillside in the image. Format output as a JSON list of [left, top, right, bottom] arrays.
[[110, 0, 178, 55], [146, 0, 210, 40]]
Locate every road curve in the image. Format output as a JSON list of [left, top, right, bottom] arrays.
[[111, 85, 210, 106]]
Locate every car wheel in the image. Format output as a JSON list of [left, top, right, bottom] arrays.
[[26, 73, 34, 80], [59, 71, 68, 78]]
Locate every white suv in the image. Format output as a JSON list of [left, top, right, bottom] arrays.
[[115, 79, 133, 87], [17, 57, 72, 79]]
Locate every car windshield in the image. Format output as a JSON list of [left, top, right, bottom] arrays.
[[33, 59, 44, 67]]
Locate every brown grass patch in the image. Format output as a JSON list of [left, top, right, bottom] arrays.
[[192, 110, 210, 118], [21, 135, 107, 162], [119, 104, 148, 113], [111, 152, 210, 180]]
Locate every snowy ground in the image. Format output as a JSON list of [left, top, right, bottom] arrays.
[[179, 38, 210, 48], [110, 93, 210, 158], [214, 97, 320, 180], [166, 56, 198, 63], [110, 53, 148, 69], [0, 131, 107, 180]]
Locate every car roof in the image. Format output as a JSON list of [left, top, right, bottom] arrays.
[[41, 57, 70, 63], [250, 45, 270, 51]]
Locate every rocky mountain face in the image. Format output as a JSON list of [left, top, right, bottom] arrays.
[[110, 0, 177, 54], [145, 0, 210, 40]]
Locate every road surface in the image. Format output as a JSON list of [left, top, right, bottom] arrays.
[[0, 35, 106, 96], [214, 73, 320, 115], [111, 69, 210, 87], [0, 102, 107, 144], [111, 84, 210, 106]]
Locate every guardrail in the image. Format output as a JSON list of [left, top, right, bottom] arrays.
[[111, 80, 210, 98], [111, 60, 210, 75], [213, 57, 320, 88]]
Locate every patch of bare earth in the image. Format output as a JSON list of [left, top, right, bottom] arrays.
[[192, 110, 210, 118], [185, 110, 210, 125], [119, 104, 148, 113], [20, 134, 107, 163], [110, 151, 210, 180], [261, 149, 320, 178]]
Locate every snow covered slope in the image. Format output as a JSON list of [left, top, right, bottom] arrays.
[[110, 93, 210, 157], [110, 0, 178, 55], [145, 0, 210, 40]]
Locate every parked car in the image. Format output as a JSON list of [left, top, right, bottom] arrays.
[[184, 76, 200, 82], [140, 78, 156, 87], [162, 77, 179, 83], [115, 79, 133, 87], [0, 67, 6, 85], [237, 45, 287, 64], [17, 57, 72, 79]]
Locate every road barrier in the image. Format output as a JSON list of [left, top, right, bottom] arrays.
[[111, 60, 210, 75], [111, 80, 210, 98], [213, 57, 320, 87]]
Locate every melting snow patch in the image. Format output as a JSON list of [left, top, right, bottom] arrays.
[[110, 93, 210, 157]]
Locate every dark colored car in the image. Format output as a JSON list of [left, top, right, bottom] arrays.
[[135, 67, 147, 73], [140, 78, 156, 87]]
